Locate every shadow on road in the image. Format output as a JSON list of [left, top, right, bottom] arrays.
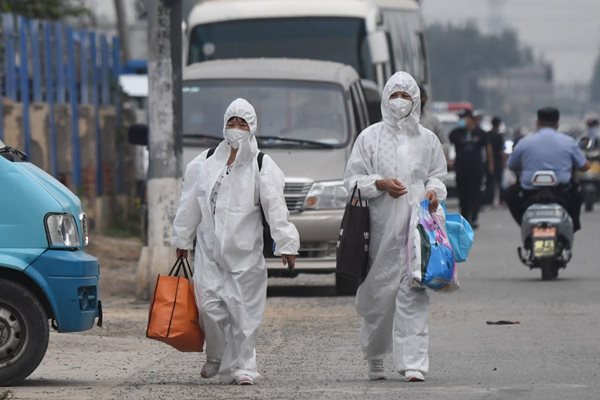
[[486, 276, 600, 283], [267, 284, 340, 297], [12, 378, 92, 387]]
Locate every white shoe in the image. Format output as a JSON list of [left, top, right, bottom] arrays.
[[200, 360, 220, 379], [405, 370, 425, 382], [368, 359, 386, 380], [234, 374, 254, 385]]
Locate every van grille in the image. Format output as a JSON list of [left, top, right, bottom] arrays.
[[298, 241, 337, 259], [284, 180, 313, 213]]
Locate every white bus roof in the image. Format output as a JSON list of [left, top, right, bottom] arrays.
[[183, 58, 360, 90], [188, 0, 418, 26]]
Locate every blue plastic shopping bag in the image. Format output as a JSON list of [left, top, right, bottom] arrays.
[[445, 213, 474, 263], [416, 201, 456, 290]]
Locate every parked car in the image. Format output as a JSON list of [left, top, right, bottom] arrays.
[[0, 141, 102, 386], [180, 58, 372, 294]]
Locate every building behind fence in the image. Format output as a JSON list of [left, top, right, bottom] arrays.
[[1, 13, 138, 233]]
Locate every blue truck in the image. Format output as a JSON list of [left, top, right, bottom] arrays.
[[0, 141, 102, 386]]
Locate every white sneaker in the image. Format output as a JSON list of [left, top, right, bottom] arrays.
[[235, 374, 254, 385], [405, 370, 425, 382], [200, 360, 220, 379], [368, 359, 386, 380]]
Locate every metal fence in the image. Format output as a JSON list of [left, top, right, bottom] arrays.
[[1, 13, 122, 195]]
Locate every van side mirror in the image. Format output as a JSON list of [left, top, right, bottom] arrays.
[[128, 124, 149, 146], [361, 80, 382, 123], [368, 31, 390, 65]]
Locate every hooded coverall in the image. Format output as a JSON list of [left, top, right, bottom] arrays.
[[344, 72, 447, 375], [172, 98, 300, 382]]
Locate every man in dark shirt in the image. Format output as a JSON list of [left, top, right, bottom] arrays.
[[449, 109, 489, 228], [483, 116, 505, 206]]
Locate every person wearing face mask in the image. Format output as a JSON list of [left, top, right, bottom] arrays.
[[172, 98, 300, 385], [344, 72, 447, 382]]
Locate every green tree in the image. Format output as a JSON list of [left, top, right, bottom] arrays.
[[426, 21, 535, 101], [0, 0, 90, 20], [590, 50, 600, 104]]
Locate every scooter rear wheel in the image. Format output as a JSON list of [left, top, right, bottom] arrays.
[[540, 259, 559, 281]]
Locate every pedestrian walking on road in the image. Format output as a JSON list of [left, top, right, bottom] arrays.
[[449, 109, 489, 228], [172, 98, 300, 385], [483, 116, 505, 206], [344, 72, 447, 382]]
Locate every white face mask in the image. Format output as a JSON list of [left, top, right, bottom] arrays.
[[389, 98, 413, 119], [224, 128, 250, 149]]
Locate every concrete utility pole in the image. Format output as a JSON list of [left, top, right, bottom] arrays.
[[136, 0, 183, 300], [113, 0, 130, 62]]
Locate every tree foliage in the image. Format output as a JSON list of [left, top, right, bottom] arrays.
[[591, 51, 600, 104], [0, 0, 90, 20], [426, 21, 535, 101]]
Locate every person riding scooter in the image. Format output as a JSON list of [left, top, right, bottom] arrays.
[[503, 107, 590, 231]]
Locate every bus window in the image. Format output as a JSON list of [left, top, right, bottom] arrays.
[[188, 18, 376, 82], [383, 10, 425, 84]]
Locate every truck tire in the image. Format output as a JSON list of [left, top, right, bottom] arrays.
[[335, 273, 360, 296], [0, 279, 49, 386], [540, 260, 559, 281]]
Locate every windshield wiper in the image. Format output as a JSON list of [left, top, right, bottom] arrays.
[[0, 145, 27, 161], [256, 136, 335, 149]]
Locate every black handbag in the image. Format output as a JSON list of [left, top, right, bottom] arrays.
[[336, 185, 370, 281]]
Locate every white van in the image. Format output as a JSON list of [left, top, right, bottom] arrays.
[[185, 0, 429, 120], [182, 58, 371, 294]]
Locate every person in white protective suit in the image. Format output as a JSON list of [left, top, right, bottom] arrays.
[[344, 72, 447, 382], [171, 98, 300, 385]]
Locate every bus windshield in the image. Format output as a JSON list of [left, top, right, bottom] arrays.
[[188, 17, 375, 81], [182, 79, 349, 148]]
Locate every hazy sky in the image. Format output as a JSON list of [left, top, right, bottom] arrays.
[[421, 0, 600, 85]]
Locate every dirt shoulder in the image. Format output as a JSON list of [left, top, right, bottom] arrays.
[[86, 235, 143, 300]]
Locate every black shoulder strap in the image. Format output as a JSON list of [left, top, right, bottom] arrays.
[[207, 148, 264, 171], [257, 152, 265, 171]]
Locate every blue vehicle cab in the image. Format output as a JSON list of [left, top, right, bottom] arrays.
[[0, 141, 102, 386]]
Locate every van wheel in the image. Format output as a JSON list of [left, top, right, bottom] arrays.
[[335, 273, 360, 296], [540, 260, 559, 281], [0, 279, 49, 386]]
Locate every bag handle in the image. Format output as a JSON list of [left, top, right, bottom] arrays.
[[350, 184, 366, 207], [168, 257, 193, 279]]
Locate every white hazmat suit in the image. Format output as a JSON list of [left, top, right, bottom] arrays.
[[344, 72, 447, 376], [172, 98, 300, 382]]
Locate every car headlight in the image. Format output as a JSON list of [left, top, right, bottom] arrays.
[[303, 181, 348, 210], [45, 213, 81, 248]]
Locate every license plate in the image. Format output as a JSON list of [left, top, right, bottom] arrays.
[[533, 227, 556, 238], [533, 239, 555, 257]]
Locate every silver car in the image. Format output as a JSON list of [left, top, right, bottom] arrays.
[[181, 58, 372, 294]]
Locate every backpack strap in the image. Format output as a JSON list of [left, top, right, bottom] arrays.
[[206, 148, 264, 171], [257, 152, 265, 171]]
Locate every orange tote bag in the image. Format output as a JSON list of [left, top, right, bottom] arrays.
[[146, 257, 204, 352]]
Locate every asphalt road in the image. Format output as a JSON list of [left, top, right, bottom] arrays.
[[8, 206, 600, 400]]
